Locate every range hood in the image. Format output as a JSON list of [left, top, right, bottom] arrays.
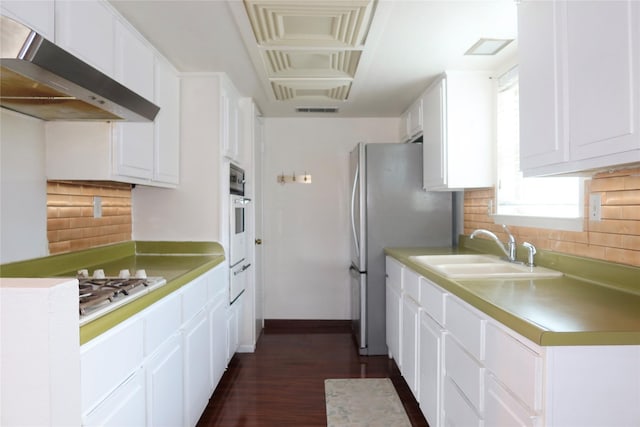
[[0, 15, 159, 121]]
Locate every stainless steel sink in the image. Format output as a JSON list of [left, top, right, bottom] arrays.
[[408, 254, 563, 279]]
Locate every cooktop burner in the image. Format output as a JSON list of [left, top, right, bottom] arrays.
[[78, 270, 166, 325]]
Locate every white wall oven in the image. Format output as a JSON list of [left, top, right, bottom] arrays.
[[229, 164, 250, 304]]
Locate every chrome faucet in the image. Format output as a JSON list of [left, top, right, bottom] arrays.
[[522, 242, 537, 267], [469, 224, 517, 262]]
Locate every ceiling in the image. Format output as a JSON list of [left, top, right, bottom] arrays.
[[108, 0, 518, 118]]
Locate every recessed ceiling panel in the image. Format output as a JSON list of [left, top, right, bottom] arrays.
[[271, 80, 352, 101], [244, 0, 376, 48], [263, 50, 361, 78]]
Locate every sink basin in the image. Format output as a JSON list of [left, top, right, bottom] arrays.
[[408, 254, 563, 279]]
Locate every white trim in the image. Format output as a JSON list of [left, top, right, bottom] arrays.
[[491, 214, 584, 232]]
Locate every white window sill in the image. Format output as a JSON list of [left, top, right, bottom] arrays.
[[492, 214, 584, 232]]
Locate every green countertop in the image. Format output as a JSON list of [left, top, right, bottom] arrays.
[[0, 241, 226, 344], [385, 238, 640, 346]]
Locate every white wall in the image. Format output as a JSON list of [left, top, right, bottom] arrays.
[[262, 117, 400, 319], [133, 75, 223, 243], [0, 110, 48, 264]]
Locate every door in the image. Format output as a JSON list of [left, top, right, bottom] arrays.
[[349, 143, 365, 271], [253, 116, 264, 334], [349, 266, 366, 351]]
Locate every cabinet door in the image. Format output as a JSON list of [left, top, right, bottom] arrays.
[[1, 0, 54, 39], [154, 56, 180, 186], [210, 297, 228, 389], [113, 122, 154, 180], [385, 283, 402, 363], [565, 0, 640, 161], [419, 311, 443, 427], [146, 334, 184, 427], [518, 0, 567, 171], [183, 311, 212, 427], [114, 19, 154, 101], [422, 78, 446, 189], [55, 0, 115, 76], [221, 84, 240, 162], [226, 298, 242, 362], [401, 294, 420, 398], [83, 369, 146, 427]]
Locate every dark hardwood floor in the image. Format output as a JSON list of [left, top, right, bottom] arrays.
[[197, 320, 429, 427]]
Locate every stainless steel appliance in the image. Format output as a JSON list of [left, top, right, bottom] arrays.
[[229, 164, 250, 304], [349, 142, 453, 355], [0, 15, 159, 121], [77, 269, 166, 325]]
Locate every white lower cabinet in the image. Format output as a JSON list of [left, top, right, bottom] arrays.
[[386, 256, 640, 427], [226, 296, 242, 363], [401, 293, 420, 398], [418, 311, 443, 427], [81, 263, 230, 427], [146, 334, 183, 427], [183, 310, 212, 427]]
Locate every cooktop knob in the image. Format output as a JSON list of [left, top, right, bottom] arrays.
[[135, 269, 147, 279], [93, 269, 105, 279], [119, 269, 131, 279]]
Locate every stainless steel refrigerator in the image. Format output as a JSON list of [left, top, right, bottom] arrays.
[[349, 142, 453, 355]]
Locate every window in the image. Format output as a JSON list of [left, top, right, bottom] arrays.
[[494, 67, 584, 231]]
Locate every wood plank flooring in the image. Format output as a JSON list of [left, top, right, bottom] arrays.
[[197, 321, 429, 427]]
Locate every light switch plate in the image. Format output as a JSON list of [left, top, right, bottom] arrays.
[[589, 194, 601, 221]]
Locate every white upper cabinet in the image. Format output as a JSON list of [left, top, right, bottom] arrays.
[[55, 0, 115, 77], [400, 97, 424, 143], [422, 71, 494, 191], [111, 17, 156, 181], [519, 0, 640, 176], [221, 77, 242, 164], [1, 0, 54, 40], [45, 0, 179, 188], [153, 56, 180, 186]]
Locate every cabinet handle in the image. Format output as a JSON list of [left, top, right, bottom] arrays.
[[255, 238, 262, 245]]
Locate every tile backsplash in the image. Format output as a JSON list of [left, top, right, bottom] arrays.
[[47, 181, 132, 254], [464, 167, 640, 267]]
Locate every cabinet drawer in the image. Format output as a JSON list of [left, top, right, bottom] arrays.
[[386, 257, 403, 292], [82, 369, 145, 427], [419, 277, 446, 325], [485, 374, 541, 427], [446, 296, 485, 360], [402, 267, 420, 302], [182, 274, 208, 322], [443, 376, 483, 427], [81, 317, 144, 413], [143, 291, 181, 356], [444, 334, 484, 413], [485, 322, 542, 412]]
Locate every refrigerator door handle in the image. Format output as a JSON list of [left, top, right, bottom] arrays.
[[350, 162, 360, 258]]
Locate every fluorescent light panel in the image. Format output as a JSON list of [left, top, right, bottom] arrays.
[[465, 38, 513, 56]]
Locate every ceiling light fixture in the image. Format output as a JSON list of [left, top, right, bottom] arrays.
[[465, 38, 513, 56]]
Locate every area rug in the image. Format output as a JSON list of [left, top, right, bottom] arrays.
[[324, 378, 411, 427]]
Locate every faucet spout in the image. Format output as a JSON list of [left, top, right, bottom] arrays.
[[469, 225, 518, 262]]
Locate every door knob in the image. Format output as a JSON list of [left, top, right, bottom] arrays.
[[255, 238, 262, 245]]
